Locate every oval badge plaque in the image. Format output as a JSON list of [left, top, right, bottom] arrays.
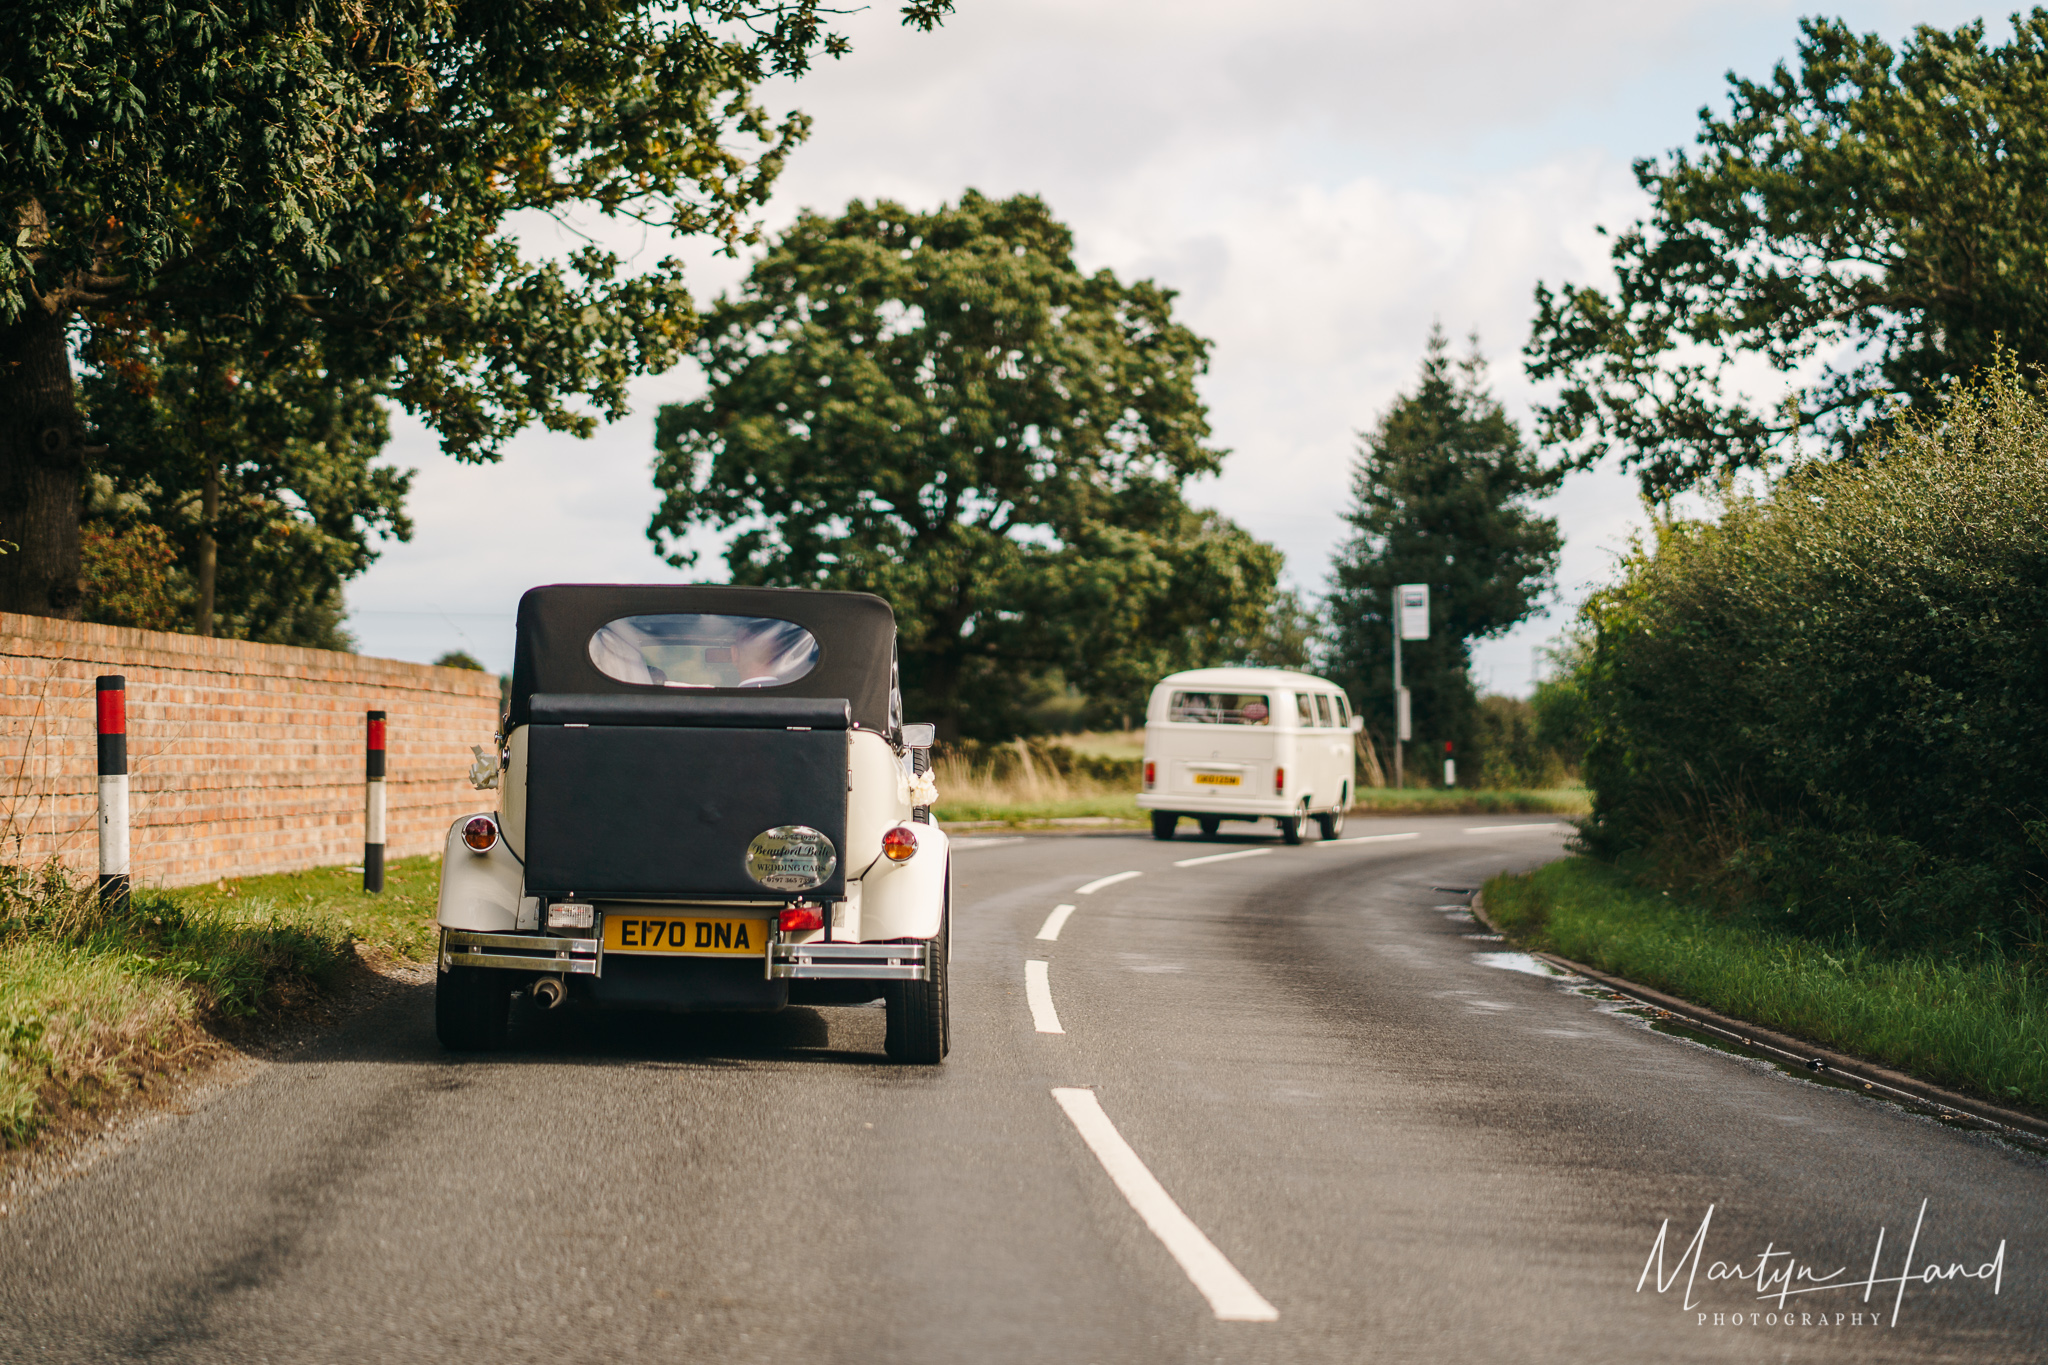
[[745, 825, 838, 892]]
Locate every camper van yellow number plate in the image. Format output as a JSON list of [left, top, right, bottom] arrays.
[[1192, 772, 1243, 787], [604, 914, 769, 956]]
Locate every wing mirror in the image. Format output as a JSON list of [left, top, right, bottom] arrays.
[[900, 723, 937, 750], [1349, 715, 1365, 733]]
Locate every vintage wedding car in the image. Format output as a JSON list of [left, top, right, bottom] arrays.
[[434, 584, 951, 1062]]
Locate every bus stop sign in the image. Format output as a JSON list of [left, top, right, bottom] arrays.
[[1398, 584, 1430, 641]]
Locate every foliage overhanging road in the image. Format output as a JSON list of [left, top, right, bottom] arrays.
[[1, 817, 2040, 1363]]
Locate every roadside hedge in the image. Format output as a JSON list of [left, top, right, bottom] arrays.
[[1572, 359, 2048, 953]]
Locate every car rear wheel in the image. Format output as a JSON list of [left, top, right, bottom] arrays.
[[435, 961, 514, 1051], [885, 866, 950, 1064], [1198, 817, 1221, 838], [1316, 805, 1346, 840], [1278, 815, 1304, 845], [1151, 811, 1179, 840]]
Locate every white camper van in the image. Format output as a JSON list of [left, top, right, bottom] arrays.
[[1135, 667, 1361, 843]]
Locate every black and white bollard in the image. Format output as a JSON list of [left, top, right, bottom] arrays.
[[364, 710, 386, 892], [96, 675, 130, 910]]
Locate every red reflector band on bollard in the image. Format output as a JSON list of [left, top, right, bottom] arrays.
[[96, 676, 127, 777], [96, 677, 126, 734], [366, 712, 387, 749]]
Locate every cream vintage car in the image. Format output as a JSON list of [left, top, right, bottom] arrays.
[[434, 584, 950, 1062]]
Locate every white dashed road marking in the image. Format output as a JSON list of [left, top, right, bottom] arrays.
[[1171, 848, 1275, 868], [1318, 832, 1421, 846], [1026, 960, 1064, 1033], [1076, 870, 1142, 895], [1051, 1088, 1280, 1323], [1463, 824, 1570, 834], [1037, 904, 1077, 941]]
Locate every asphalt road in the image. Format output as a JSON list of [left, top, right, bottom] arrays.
[[1, 815, 2040, 1363]]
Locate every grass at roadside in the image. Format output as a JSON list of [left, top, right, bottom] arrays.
[[1349, 788, 1588, 816], [0, 856, 442, 1148], [933, 786, 1588, 827], [1484, 857, 2048, 1114]]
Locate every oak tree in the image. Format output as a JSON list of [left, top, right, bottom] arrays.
[[650, 192, 1282, 737], [1526, 14, 2048, 496], [0, 0, 949, 617]]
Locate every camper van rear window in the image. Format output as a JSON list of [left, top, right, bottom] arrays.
[[1168, 691, 1271, 725], [589, 614, 820, 689]]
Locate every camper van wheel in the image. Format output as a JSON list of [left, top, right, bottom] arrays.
[[1150, 811, 1179, 840], [885, 870, 950, 1064], [1278, 814, 1304, 845], [1316, 806, 1346, 840], [435, 963, 514, 1052], [1198, 817, 1221, 839]]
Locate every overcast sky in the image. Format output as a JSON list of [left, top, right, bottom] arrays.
[[346, 0, 1985, 693]]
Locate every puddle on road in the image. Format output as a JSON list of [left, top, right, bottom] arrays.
[[1472, 951, 1572, 978]]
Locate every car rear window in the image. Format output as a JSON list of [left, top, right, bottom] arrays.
[[589, 614, 820, 689], [1168, 691, 1271, 725]]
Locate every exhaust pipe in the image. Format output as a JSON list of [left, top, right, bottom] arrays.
[[532, 976, 566, 1010]]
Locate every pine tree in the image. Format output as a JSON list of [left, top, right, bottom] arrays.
[[1325, 328, 1563, 782]]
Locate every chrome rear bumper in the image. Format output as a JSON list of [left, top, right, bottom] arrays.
[[441, 929, 601, 976], [769, 941, 928, 981]]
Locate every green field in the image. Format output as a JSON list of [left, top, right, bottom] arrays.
[[1484, 857, 2048, 1114]]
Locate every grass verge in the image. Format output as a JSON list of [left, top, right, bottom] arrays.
[[1484, 857, 2048, 1114], [1349, 788, 1588, 816], [0, 856, 442, 1149], [933, 787, 1588, 827]]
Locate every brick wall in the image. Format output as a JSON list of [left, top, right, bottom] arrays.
[[1, 613, 502, 886]]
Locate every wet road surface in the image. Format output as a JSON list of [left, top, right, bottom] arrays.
[[1, 815, 2040, 1363]]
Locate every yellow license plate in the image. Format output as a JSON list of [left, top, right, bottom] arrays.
[[603, 914, 769, 956], [1192, 772, 1242, 787]]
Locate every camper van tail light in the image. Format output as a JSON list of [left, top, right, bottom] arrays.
[[1144, 761, 1156, 789], [882, 825, 919, 862], [779, 904, 825, 932], [461, 815, 499, 853], [1274, 767, 1285, 796], [547, 902, 594, 929]]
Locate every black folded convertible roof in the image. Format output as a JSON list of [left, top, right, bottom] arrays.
[[507, 584, 897, 732]]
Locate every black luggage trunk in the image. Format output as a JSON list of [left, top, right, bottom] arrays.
[[522, 694, 850, 900]]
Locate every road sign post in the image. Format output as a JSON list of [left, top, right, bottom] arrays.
[[1393, 585, 1429, 788]]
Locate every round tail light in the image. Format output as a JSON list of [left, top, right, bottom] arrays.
[[882, 825, 918, 862], [461, 814, 499, 853]]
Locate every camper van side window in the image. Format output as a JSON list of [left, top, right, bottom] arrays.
[[1333, 693, 1352, 726], [1168, 691, 1271, 725], [1312, 694, 1334, 728], [1294, 693, 1315, 727]]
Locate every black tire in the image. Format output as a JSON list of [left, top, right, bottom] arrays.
[[1150, 811, 1179, 841], [1198, 817, 1221, 839], [1278, 815, 1304, 845], [435, 961, 514, 1051], [1317, 805, 1346, 840], [885, 866, 950, 1064]]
